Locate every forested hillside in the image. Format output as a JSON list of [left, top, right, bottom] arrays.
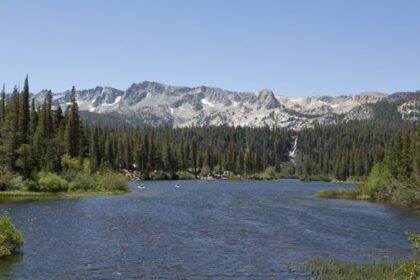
[[316, 123, 420, 208], [0, 78, 129, 193], [294, 121, 403, 180], [0, 78, 293, 187], [1, 77, 419, 201]]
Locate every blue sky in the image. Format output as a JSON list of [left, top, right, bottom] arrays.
[[1, 0, 419, 96]]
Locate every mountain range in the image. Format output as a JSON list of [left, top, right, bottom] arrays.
[[33, 81, 420, 130]]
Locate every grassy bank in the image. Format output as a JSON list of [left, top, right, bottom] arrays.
[[315, 188, 359, 199], [0, 156, 130, 199], [0, 189, 128, 199], [302, 258, 403, 280], [302, 233, 419, 279], [315, 163, 420, 209], [298, 174, 332, 182]]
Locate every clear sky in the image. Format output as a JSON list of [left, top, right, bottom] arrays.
[[1, 0, 419, 96]]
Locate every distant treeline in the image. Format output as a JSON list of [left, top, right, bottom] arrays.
[[294, 121, 403, 180], [0, 77, 417, 183], [0, 78, 293, 180]]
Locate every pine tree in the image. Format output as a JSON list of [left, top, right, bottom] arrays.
[[54, 105, 64, 130], [191, 140, 198, 178], [1, 87, 20, 169], [162, 134, 177, 178], [0, 84, 5, 124], [89, 126, 100, 174], [29, 98, 38, 137], [19, 76, 30, 144], [64, 86, 80, 157], [413, 123, 420, 180]]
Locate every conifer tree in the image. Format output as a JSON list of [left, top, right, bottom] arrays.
[[1, 87, 20, 169], [19, 76, 30, 144], [163, 134, 177, 178], [89, 126, 100, 174], [64, 86, 80, 157], [413, 123, 420, 180], [0, 84, 5, 124]]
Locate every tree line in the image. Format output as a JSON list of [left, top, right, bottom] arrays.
[[294, 120, 403, 180], [0, 77, 293, 181], [1, 77, 416, 184]]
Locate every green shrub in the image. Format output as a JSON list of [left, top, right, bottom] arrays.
[[0, 171, 15, 191], [246, 166, 280, 180], [398, 233, 420, 279], [345, 176, 365, 183], [0, 213, 24, 257], [37, 171, 69, 192], [151, 170, 171, 180], [358, 163, 391, 198], [316, 189, 356, 199], [7, 176, 25, 191], [176, 171, 195, 180], [61, 154, 83, 173], [23, 179, 39, 192], [93, 170, 129, 192], [299, 174, 332, 182], [68, 172, 95, 191], [264, 166, 278, 178]]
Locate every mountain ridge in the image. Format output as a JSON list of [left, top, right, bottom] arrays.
[[31, 81, 420, 129]]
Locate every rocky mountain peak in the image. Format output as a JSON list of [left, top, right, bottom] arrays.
[[31, 81, 420, 129], [257, 89, 281, 109]]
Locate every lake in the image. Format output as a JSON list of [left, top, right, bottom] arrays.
[[0, 179, 419, 279]]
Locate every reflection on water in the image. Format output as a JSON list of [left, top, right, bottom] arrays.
[[0, 179, 419, 279], [0, 254, 22, 278]]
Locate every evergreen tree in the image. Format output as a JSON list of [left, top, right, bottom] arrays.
[[89, 126, 100, 174], [0, 84, 5, 124], [413, 122, 420, 180], [162, 134, 177, 178], [0, 87, 20, 169], [19, 75, 30, 144], [64, 86, 80, 157]]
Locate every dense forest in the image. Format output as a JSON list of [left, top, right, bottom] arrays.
[[294, 121, 403, 181], [0, 78, 129, 193], [0, 77, 419, 204], [0, 78, 294, 192], [316, 122, 420, 208]]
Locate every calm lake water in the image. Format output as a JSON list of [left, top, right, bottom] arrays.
[[0, 179, 419, 279]]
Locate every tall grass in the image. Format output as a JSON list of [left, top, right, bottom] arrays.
[[302, 233, 420, 279], [302, 258, 401, 280]]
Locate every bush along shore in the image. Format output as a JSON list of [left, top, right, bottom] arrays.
[[0, 80, 135, 199], [316, 162, 420, 210], [0, 213, 24, 258], [316, 124, 420, 210], [302, 233, 420, 280], [0, 155, 130, 198]]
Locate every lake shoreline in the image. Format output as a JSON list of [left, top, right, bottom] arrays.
[[316, 187, 420, 211], [0, 189, 130, 201], [1, 179, 418, 278]]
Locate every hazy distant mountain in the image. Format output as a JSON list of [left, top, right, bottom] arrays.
[[33, 81, 420, 129]]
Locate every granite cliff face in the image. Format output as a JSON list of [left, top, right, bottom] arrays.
[[33, 81, 419, 129]]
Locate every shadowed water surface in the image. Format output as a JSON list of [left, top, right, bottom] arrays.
[[0, 179, 419, 279]]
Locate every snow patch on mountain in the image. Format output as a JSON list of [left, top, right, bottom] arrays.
[[32, 81, 409, 129], [201, 99, 215, 107]]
